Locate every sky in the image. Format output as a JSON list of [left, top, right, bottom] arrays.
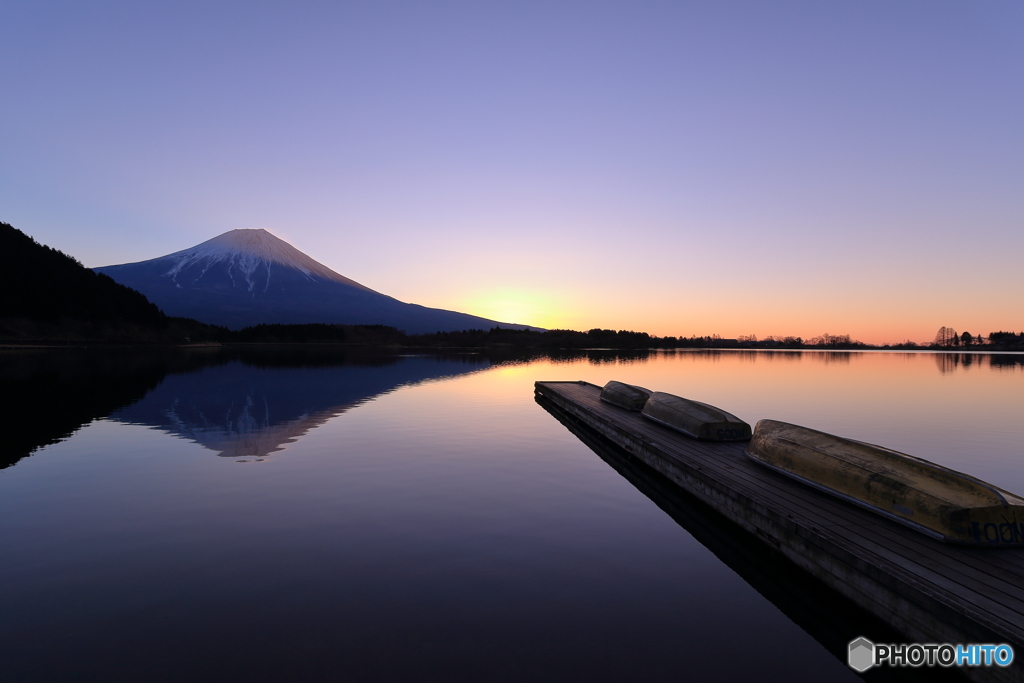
[[1, 2, 1021, 344]]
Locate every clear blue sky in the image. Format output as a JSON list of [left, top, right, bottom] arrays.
[[2, 2, 1021, 342]]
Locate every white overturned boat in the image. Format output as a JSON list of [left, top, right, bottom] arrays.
[[745, 419, 1024, 546], [599, 381, 652, 411], [641, 392, 752, 441]]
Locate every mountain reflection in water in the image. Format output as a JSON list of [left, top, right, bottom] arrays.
[[109, 354, 492, 460], [0, 347, 493, 468]]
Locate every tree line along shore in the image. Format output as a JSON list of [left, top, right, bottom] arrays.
[[6, 320, 1024, 352]]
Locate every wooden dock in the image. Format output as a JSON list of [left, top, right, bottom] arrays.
[[535, 381, 1024, 682]]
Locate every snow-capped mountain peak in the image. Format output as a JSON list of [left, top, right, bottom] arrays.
[[163, 229, 375, 293]]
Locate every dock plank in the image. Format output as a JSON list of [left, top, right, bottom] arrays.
[[690, 453, 1024, 610]]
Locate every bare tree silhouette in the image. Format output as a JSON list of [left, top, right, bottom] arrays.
[[934, 326, 959, 347]]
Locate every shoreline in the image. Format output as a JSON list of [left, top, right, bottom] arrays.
[[3, 341, 1023, 353]]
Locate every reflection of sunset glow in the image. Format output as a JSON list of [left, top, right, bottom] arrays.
[[494, 364, 536, 379], [363, 350, 1024, 496]]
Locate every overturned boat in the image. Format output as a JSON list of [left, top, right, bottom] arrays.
[[641, 392, 752, 441], [599, 381, 652, 411], [745, 419, 1024, 546]]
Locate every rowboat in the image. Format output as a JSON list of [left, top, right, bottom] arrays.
[[599, 381, 652, 411], [640, 392, 752, 441], [745, 419, 1024, 546]]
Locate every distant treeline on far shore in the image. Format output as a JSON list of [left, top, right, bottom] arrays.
[[226, 325, 1024, 350], [230, 326, 873, 350], [6, 319, 1023, 351]]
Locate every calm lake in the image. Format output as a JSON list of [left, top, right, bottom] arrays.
[[2, 347, 1021, 682]]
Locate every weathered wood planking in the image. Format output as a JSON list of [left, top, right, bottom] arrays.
[[535, 380, 1024, 683], [539, 395, 968, 682]]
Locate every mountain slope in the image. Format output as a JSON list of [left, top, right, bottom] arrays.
[[95, 229, 535, 333]]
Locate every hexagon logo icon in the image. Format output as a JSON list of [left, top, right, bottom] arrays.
[[848, 637, 875, 672]]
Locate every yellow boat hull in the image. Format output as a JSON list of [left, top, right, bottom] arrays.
[[745, 419, 1024, 546]]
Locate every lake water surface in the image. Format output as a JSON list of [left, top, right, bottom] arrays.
[[1, 348, 1020, 682]]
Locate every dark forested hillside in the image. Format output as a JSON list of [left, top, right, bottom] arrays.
[[0, 222, 230, 343], [0, 222, 165, 324]]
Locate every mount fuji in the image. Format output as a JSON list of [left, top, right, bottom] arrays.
[[95, 229, 535, 333]]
